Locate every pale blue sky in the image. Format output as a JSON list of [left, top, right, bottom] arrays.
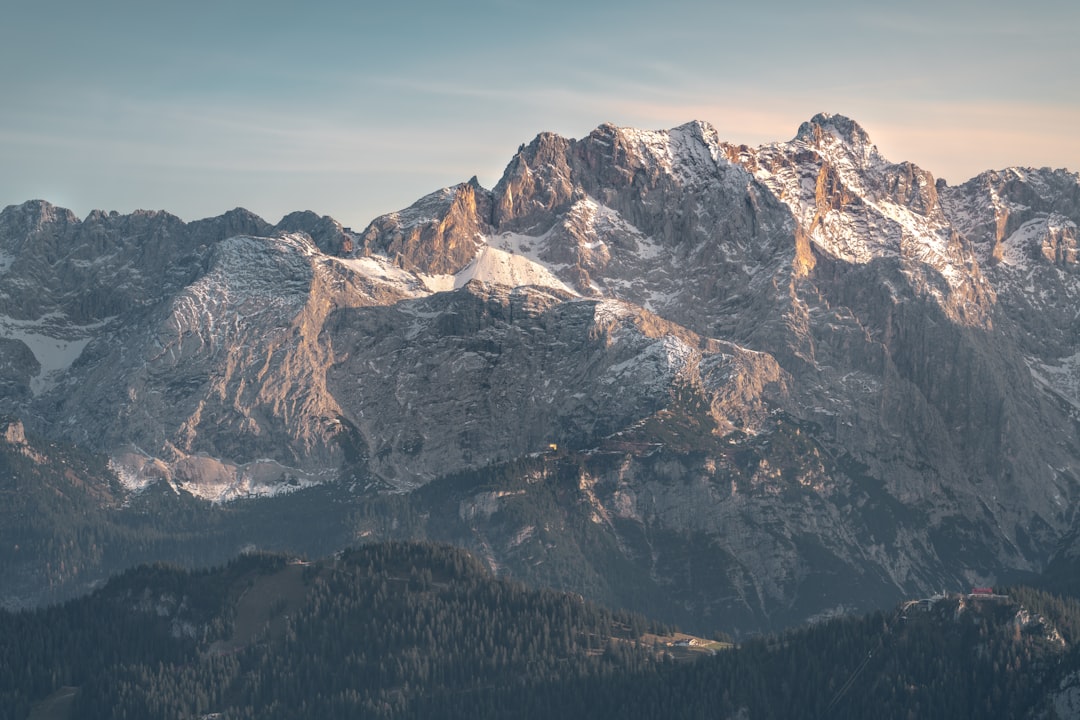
[[2, 0, 1077, 229]]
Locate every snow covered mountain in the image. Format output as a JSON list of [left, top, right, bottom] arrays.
[[2, 113, 1078, 629]]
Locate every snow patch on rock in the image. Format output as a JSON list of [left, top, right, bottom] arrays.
[[109, 447, 329, 504], [0, 314, 111, 395], [445, 244, 577, 294], [1030, 351, 1080, 412], [331, 254, 431, 298]]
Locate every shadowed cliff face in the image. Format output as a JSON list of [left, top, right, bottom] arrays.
[[1, 114, 1079, 630]]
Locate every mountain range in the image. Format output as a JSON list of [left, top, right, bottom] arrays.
[[1, 113, 1078, 633]]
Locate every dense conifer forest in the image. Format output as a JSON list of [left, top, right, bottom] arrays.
[[3, 541, 1080, 719]]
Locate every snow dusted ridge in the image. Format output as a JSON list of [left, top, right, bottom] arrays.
[[379, 185, 463, 231], [421, 242, 577, 296], [610, 120, 723, 187], [330, 254, 430, 298], [742, 113, 967, 285], [164, 234, 314, 355], [333, 227, 581, 297]]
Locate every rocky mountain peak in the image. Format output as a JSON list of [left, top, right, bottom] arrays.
[[80, 207, 188, 238], [187, 207, 273, 243], [88, 207, 177, 221], [790, 112, 884, 174], [796, 112, 873, 149], [578, 119, 721, 180], [492, 131, 576, 232], [359, 178, 492, 274], [0, 200, 79, 242], [276, 210, 355, 256]]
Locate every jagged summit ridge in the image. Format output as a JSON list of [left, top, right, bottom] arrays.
[[795, 112, 877, 157]]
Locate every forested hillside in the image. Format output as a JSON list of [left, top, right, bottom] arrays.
[[3, 542, 1080, 719]]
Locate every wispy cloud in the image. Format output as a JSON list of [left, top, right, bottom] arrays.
[[853, 1, 1073, 38], [2, 0, 1078, 227]]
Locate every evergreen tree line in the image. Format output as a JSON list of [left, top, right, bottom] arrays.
[[3, 542, 1080, 719]]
